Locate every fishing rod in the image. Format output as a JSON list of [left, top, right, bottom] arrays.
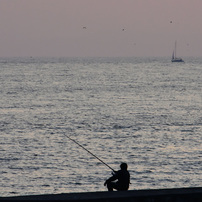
[[63, 133, 115, 172]]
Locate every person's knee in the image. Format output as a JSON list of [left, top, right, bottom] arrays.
[[107, 182, 114, 191]]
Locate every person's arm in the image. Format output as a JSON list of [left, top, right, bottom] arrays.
[[104, 171, 119, 186]]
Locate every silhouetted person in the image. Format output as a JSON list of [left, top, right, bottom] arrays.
[[104, 163, 130, 191]]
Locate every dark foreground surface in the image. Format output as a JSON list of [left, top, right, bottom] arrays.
[[1, 187, 202, 202]]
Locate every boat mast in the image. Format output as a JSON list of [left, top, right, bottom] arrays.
[[175, 41, 177, 58]]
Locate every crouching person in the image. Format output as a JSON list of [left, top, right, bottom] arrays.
[[104, 163, 130, 191]]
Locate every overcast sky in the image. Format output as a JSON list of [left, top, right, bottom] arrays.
[[0, 0, 202, 57]]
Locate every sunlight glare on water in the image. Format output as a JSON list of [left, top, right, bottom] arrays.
[[0, 57, 201, 196]]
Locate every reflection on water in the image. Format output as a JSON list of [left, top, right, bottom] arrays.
[[0, 57, 201, 196]]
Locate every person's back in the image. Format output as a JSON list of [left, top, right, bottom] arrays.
[[115, 168, 130, 190]]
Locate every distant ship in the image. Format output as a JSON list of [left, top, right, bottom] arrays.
[[171, 41, 184, 62]]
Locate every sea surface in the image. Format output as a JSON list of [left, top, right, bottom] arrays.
[[0, 57, 201, 196]]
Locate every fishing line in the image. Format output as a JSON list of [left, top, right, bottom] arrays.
[[63, 133, 115, 172]]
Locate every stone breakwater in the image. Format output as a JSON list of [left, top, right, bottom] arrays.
[[1, 187, 202, 202]]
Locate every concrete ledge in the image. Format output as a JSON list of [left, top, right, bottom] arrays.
[[1, 187, 202, 201]]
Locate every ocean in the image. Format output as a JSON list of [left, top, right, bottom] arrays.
[[0, 57, 201, 196]]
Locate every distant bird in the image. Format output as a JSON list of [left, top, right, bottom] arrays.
[[170, 21, 172, 23], [122, 28, 125, 31], [83, 26, 87, 29]]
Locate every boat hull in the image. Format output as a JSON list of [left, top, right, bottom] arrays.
[[172, 59, 184, 62], [172, 57, 184, 62]]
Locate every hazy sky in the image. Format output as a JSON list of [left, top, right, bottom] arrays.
[[0, 0, 202, 57]]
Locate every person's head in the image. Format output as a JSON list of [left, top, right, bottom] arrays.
[[120, 163, 128, 170]]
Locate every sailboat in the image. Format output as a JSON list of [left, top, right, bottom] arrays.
[[171, 41, 184, 62]]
